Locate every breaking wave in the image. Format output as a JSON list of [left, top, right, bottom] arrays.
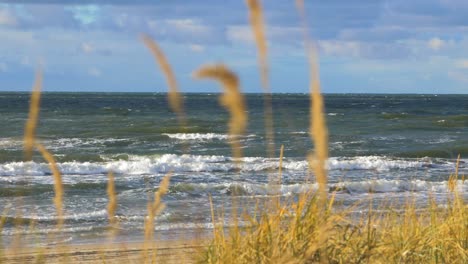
[[0, 155, 455, 177]]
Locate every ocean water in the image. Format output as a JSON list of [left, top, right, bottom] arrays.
[[1, 92, 467, 245]]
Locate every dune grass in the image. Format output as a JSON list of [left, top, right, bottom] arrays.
[[200, 183, 467, 263], [194, 64, 247, 161], [1, 1, 467, 263]]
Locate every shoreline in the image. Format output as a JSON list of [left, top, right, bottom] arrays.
[[1, 239, 205, 263]]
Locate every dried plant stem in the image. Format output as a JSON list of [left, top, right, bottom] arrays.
[[141, 34, 186, 126], [144, 173, 172, 240], [142, 173, 172, 263], [24, 70, 42, 161], [107, 171, 118, 236], [246, 0, 275, 161], [295, 0, 329, 203], [307, 49, 328, 202], [36, 143, 64, 229], [274, 144, 285, 209], [194, 64, 247, 161]]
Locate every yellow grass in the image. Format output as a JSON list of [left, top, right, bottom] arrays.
[[295, 0, 328, 202], [36, 143, 64, 229], [193, 64, 247, 160], [307, 47, 328, 204], [23, 70, 42, 161], [107, 171, 118, 229], [246, 0, 269, 90], [246, 0, 275, 160], [2, 2, 468, 264], [144, 173, 172, 242], [141, 34, 185, 125]]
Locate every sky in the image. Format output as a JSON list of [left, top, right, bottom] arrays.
[[0, 0, 468, 93]]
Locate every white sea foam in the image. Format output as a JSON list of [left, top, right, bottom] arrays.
[[327, 156, 433, 171], [47, 138, 129, 149], [2, 226, 95, 236], [290, 131, 308, 135], [0, 138, 22, 149], [163, 133, 256, 141], [0, 137, 130, 150], [331, 179, 467, 194], [170, 179, 467, 196], [0, 155, 454, 178], [163, 133, 229, 140], [13, 209, 109, 222]]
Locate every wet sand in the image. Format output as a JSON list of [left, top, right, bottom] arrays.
[[1, 240, 204, 263]]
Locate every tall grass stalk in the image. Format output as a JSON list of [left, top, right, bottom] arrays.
[[295, 0, 329, 203], [107, 171, 118, 238], [2, 2, 468, 264], [141, 34, 185, 126], [24, 70, 42, 161], [246, 0, 275, 162], [194, 64, 247, 161], [36, 143, 64, 229]]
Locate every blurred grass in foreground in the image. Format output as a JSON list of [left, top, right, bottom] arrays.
[[1, 0, 468, 263]]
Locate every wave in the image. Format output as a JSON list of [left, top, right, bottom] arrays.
[[163, 133, 256, 141], [0, 137, 130, 151], [330, 179, 467, 194], [2, 225, 96, 236], [169, 179, 467, 197], [163, 133, 229, 141], [0, 155, 453, 177], [327, 156, 436, 171]]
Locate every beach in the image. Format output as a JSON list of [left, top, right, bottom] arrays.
[[1, 92, 468, 262], [2, 240, 203, 263]]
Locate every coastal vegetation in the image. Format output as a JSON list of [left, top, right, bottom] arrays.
[[1, 0, 467, 263]]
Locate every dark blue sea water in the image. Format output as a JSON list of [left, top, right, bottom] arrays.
[[0, 92, 467, 245]]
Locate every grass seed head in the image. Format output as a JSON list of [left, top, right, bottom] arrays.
[[141, 34, 184, 120], [36, 143, 64, 229], [24, 70, 43, 161], [194, 64, 247, 160]]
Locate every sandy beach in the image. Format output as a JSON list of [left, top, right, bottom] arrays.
[[1, 240, 204, 263]]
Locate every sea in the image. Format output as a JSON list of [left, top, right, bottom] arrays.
[[0, 92, 467, 245]]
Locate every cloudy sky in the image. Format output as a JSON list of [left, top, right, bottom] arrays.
[[0, 0, 467, 93]]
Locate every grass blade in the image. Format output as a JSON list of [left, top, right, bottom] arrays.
[[24, 70, 42, 161], [36, 143, 64, 229], [141, 34, 185, 124], [193, 64, 247, 160]]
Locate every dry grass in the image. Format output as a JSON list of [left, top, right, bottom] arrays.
[[107, 171, 118, 230], [36, 144, 64, 229], [295, 0, 329, 201], [201, 188, 468, 263], [246, 0, 269, 90], [23, 70, 42, 161], [306, 46, 328, 204], [144, 173, 172, 242], [141, 34, 185, 125], [1, 2, 467, 264], [246, 0, 275, 161], [193, 64, 247, 160]]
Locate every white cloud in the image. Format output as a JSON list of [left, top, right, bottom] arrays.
[[455, 59, 468, 69], [81, 42, 95, 53], [318, 40, 362, 57], [226, 25, 302, 46], [189, 44, 204, 53], [0, 62, 7, 72], [448, 70, 468, 83], [226, 26, 254, 45], [165, 19, 210, 35], [88, 67, 101, 77], [0, 8, 17, 26], [20, 56, 31, 66], [428, 37, 444, 51]]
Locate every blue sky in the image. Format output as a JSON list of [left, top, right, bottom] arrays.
[[0, 0, 468, 93]]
